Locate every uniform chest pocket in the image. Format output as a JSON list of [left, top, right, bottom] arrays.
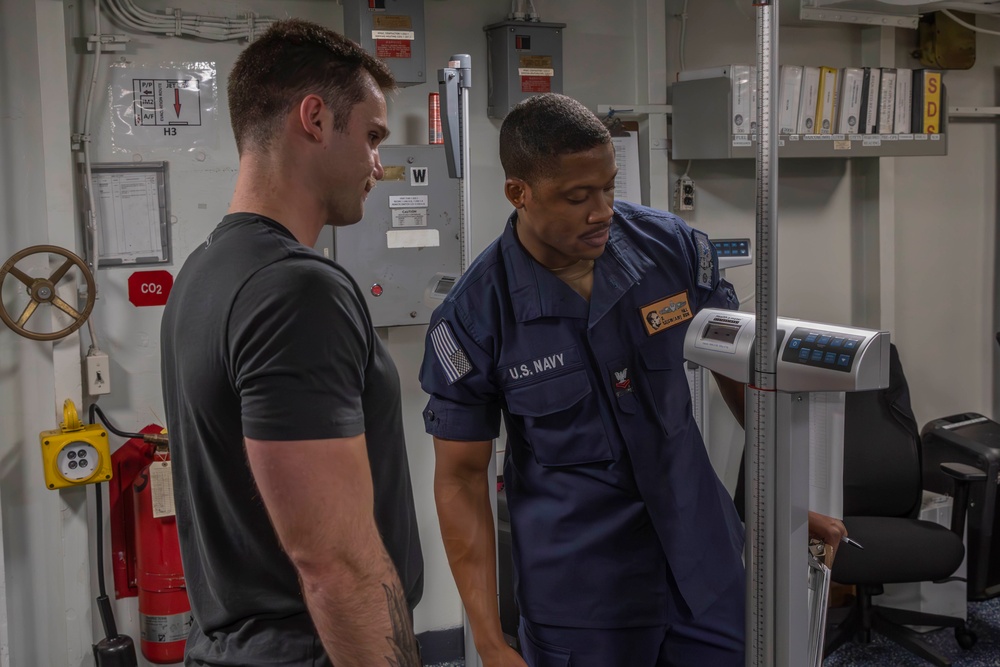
[[638, 337, 691, 425], [505, 369, 613, 467]]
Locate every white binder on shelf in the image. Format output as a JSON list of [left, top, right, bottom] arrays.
[[878, 68, 898, 134], [797, 66, 821, 134], [778, 65, 803, 134], [837, 68, 864, 134], [894, 67, 913, 134]]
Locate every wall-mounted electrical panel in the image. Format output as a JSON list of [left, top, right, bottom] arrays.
[[343, 0, 426, 87], [319, 145, 462, 327], [484, 20, 566, 119]]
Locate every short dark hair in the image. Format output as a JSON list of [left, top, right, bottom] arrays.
[[228, 19, 395, 155], [499, 94, 611, 184]]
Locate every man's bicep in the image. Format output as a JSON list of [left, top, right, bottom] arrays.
[[233, 263, 369, 442], [433, 437, 494, 479], [245, 435, 374, 563]]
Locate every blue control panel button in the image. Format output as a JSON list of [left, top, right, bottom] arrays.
[[789, 338, 802, 349], [805, 333, 818, 344], [811, 349, 824, 362], [824, 352, 838, 364], [844, 339, 859, 350], [799, 348, 811, 360], [818, 335, 832, 345], [838, 354, 851, 367], [831, 337, 844, 347], [714, 240, 750, 257]]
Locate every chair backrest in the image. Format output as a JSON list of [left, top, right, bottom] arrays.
[[842, 344, 923, 519]]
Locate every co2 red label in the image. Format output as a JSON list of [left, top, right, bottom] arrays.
[[128, 270, 173, 307]]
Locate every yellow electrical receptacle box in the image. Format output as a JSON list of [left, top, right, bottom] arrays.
[[39, 399, 112, 490]]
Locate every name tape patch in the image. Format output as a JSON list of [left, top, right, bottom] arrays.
[[640, 290, 693, 336]]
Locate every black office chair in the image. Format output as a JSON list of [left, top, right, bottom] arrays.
[[823, 344, 984, 666]]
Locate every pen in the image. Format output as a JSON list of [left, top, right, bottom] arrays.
[[841, 535, 864, 550]]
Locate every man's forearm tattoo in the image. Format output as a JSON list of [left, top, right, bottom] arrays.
[[382, 583, 420, 666]]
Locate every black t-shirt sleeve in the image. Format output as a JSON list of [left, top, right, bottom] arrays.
[[229, 258, 370, 442]]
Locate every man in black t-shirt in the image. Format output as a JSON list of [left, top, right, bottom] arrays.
[[160, 20, 422, 666]]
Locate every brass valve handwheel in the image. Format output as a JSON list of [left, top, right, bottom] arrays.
[[0, 245, 96, 342]]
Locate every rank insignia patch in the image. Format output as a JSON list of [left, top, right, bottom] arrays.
[[610, 366, 633, 397], [640, 291, 693, 336], [694, 230, 714, 289]]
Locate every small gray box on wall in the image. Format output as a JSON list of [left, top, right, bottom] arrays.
[[484, 20, 566, 119], [324, 145, 461, 327], [343, 0, 426, 87]]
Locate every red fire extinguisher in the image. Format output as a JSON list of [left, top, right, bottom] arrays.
[[133, 448, 191, 663], [110, 427, 192, 665]]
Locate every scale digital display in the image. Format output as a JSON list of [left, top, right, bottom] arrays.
[[704, 321, 741, 343], [781, 326, 864, 373]]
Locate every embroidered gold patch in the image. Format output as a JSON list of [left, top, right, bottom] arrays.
[[640, 291, 693, 336]]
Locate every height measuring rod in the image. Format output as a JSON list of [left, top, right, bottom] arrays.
[[748, 1, 779, 666], [438, 54, 473, 272]]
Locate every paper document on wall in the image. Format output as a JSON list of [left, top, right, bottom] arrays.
[[611, 132, 642, 205], [809, 391, 845, 519]]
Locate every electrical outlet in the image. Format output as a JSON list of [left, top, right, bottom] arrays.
[[86, 352, 111, 396], [677, 177, 696, 212]]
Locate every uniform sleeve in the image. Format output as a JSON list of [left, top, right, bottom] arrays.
[[419, 302, 502, 442], [229, 259, 369, 441], [686, 226, 741, 313]]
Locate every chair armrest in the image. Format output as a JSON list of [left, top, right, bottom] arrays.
[[941, 462, 987, 538], [940, 461, 987, 482]]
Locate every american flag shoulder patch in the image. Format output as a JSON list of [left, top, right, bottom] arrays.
[[430, 320, 472, 385]]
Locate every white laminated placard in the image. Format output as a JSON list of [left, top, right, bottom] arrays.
[[109, 62, 217, 152], [387, 229, 439, 248]]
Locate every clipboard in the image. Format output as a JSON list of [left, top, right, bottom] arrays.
[[807, 542, 833, 666]]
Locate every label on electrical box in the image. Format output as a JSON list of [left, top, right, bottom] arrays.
[[383, 166, 406, 181], [149, 460, 176, 518], [518, 68, 555, 77], [376, 39, 412, 59], [519, 55, 553, 93], [389, 195, 428, 208], [392, 208, 428, 228], [373, 15, 412, 29], [372, 30, 415, 40], [373, 18, 414, 59]]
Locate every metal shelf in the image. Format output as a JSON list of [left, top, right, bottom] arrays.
[[670, 77, 948, 160], [799, 0, 923, 28]]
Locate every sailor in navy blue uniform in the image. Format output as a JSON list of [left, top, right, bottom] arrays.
[[420, 94, 746, 667]]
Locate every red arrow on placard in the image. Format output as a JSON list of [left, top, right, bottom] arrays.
[[173, 88, 181, 117]]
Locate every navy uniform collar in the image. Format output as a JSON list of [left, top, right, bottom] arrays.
[[500, 207, 656, 326]]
